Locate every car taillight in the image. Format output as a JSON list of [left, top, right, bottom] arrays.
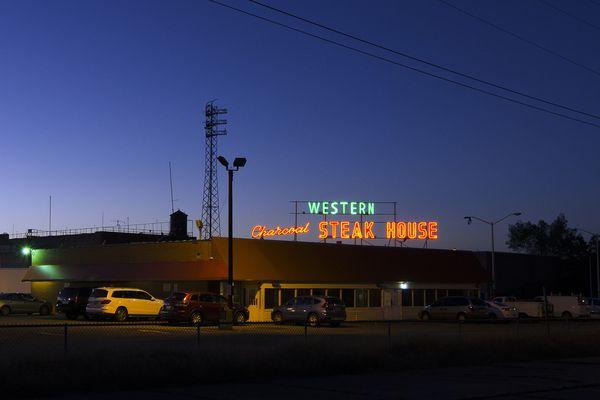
[[100, 299, 111, 304]]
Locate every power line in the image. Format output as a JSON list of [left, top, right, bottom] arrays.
[[538, 0, 600, 32], [249, 0, 600, 121], [207, 0, 600, 129], [436, 0, 600, 78]]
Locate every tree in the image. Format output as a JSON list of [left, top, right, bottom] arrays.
[[506, 214, 589, 260]]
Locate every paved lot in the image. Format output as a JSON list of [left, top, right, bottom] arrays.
[[37, 357, 600, 399]]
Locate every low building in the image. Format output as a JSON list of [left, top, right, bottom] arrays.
[[23, 238, 487, 320]]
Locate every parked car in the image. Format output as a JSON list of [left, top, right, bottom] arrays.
[[86, 287, 164, 321], [271, 295, 346, 327], [0, 293, 52, 316], [419, 296, 489, 321], [534, 295, 589, 319], [56, 287, 93, 320], [160, 292, 249, 325], [586, 298, 600, 318], [493, 296, 552, 318], [486, 300, 518, 319]]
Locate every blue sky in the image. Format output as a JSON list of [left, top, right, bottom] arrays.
[[1, 0, 599, 251]]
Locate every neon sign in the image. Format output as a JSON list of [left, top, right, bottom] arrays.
[[307, 201, 375, 215], [251, 222, 310, 239]]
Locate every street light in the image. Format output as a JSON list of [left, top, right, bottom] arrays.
[[464, 212, 522, 297], [21, 246, 31, 256], [217, 155, 247, 308], [578, 229, 599, 298]]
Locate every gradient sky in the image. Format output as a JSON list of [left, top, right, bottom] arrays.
[[1, 0, 599, 251]]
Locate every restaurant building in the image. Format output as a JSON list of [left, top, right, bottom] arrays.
[[23, 237, 487, 321]]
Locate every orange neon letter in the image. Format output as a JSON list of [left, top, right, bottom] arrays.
[[407, 222, 417, 239], [329, 221, 339, 239], [351, 221, 363, 239], [417, 222, 427, 239], [386, 222, 395, 238], [251, 225, 264, 238], [364, 221, 375, 239], [340, 221, 350, 239], [318, 221, 328, 239], [428, 221, 438, 239], [397, 222, 407, 239]]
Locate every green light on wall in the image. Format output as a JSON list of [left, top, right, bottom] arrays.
[[21, 247, 31, 256]]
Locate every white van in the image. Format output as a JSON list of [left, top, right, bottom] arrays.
[[534, 296, 590, 319], [86, 287, 164, 321]]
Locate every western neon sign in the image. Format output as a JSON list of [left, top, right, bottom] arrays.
[[307, 201, 375, 215], [250, 220, 438, 240]]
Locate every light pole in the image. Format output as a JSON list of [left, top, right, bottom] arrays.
[[464, 212, 522, 298], [217, 155, 247, 308], [579, 229, 599, 298]]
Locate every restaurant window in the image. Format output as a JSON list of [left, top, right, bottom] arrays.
[[326, 289, 341, 298], [312, 288, 325, 296], [368, 289, 382, 307], [437, 289, 448, 299], [280, 289, 295, 305], [425, 289, 435, 305], [402, 289, 412, 307], [448, 289, 467, 297], [264, 288, 278, 309], [413, 289, 425, 307], [355, 289, 368, 307], [297, 288, 310, 296], [341, 289, 355, 307]]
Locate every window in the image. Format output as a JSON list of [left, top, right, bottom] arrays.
[[312, 289, 325, 296], [91, 289, 108, 298], [425, 289, 435, 305], [402, 289, 412, 307], [412, 289, 424, 307], [327, 289, 341, 298], [297, 289, 310, 296], [112, 291, 126, 299], [437, 289, 448, 299], [312, 297, 321, 305], [281, 289, 295, 305], [355, 289, 368, 307], [264, 288, 278, 309], [470, 297, 486, 306], [284, 298, 296, 307], [341, 289, 355, 307], [325, 296, 342, 305], [199, 294, 213, 302], [136, 291, 153, 301], [190, 294, 199, 302], [447, 297, 469, 306], [369, 289, 382, 307]]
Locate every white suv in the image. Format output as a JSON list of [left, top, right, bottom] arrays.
[[86, 287, 164, 321]]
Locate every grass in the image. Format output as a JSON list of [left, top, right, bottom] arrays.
[[3, 323, 600, 397]]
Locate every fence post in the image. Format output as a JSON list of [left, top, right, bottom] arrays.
[[387, 321, 392, 351], [63, 323, 68, 355], [196, 322, 200, 347]]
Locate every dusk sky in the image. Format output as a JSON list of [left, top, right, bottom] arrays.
[[1, 0, 599, 251]]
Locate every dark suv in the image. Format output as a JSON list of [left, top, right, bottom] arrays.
[[160, 292, 249, 325], [271, 295, 347, 326], [56, 287, 93, 320]]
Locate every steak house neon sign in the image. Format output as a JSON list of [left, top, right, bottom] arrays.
[[250, 221, 438, 240]]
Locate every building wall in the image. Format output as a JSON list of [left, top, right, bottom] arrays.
[[0, 268, 30, 293]]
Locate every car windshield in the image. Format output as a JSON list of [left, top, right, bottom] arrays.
[[167, 292, 187, 301], [90, 289, 108, 298]]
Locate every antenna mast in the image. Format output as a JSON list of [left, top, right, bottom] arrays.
[[169, 161, 175, 213], [201, 100, 227, 239]]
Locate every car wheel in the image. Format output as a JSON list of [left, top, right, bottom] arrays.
[[66, 312, 78, 320], [234, 311, 246, 325], [0, 306, 10, 316], [307, 313, 319, 327], [272, 311, 283, 325], [420, 312, 431, 321], [457, 313, 466, 322], [114, 307, 128, 322], [562, 311, 573, 320], [190, 311, 203, 325], [39, 305, 50, 316]]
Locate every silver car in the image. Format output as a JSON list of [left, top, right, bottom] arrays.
[[271, 295, 346, 327], [419, 296, 489, 321], [0, 293, 52, 316]]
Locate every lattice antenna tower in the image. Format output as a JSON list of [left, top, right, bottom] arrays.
[[201, 100, 227, 239]]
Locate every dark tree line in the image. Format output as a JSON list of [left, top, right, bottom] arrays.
[[506, 214, 596, 261]]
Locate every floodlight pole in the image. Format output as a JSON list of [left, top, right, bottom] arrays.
[[465, 212, 522, 298], [227, 167, 233, 308], [579, 229, 599, 298]]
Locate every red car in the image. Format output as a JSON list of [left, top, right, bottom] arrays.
[[160, 292, 249, 325]]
